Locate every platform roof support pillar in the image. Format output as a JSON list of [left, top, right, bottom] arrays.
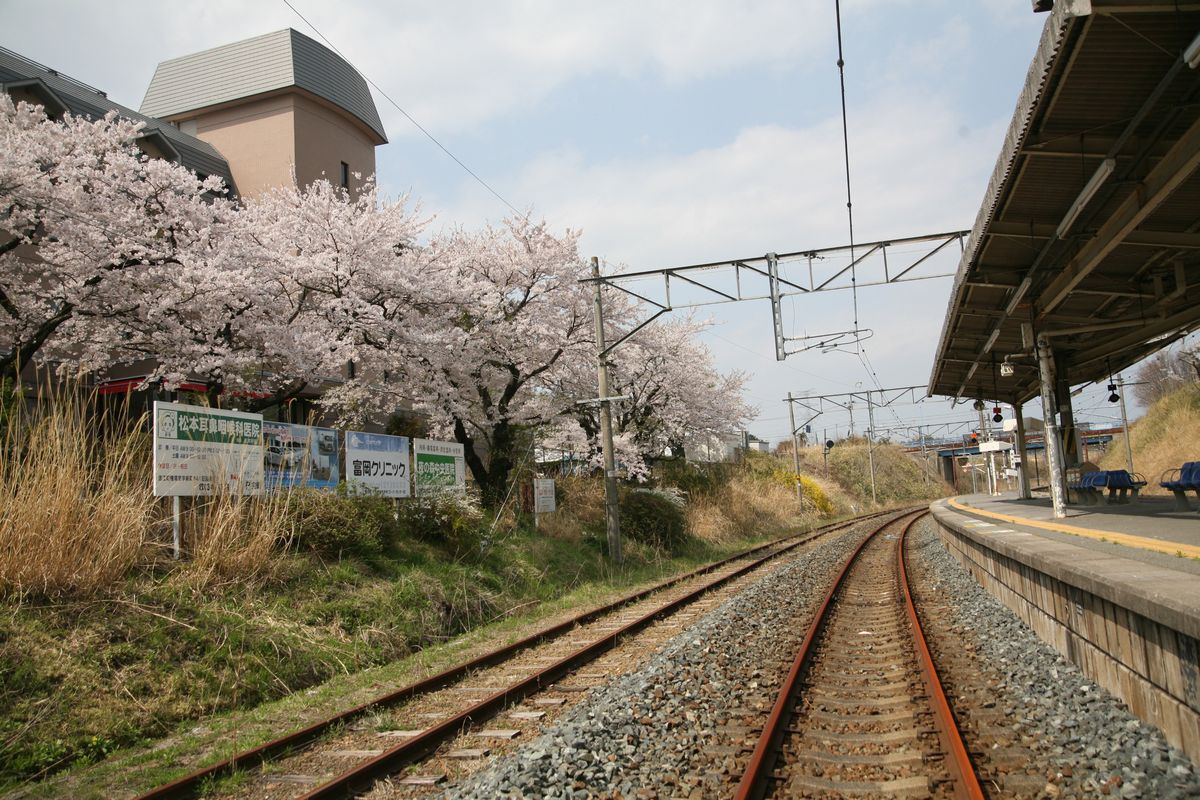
[[1013, 402, 1032, 500], [1037, 336, 1068, 518]]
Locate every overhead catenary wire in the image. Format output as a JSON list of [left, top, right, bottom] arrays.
[[834, 0, 860, 341], [281, 0, 523, 217]]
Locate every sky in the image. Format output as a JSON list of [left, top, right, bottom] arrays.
[[0, 1, 1166, 445]]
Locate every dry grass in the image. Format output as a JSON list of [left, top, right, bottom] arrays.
[[535, 475, 605, 543], [0, 390, 154, 598], [1098, 383, 1200, 494], [686, 466, 822, 543], [179, 489, 294, 589]]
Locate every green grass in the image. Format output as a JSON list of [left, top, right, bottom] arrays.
[[0, 519, 758, 797]]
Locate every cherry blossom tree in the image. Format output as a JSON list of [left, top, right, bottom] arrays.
[[405, 217, 599, 505], [0, 95, 233, 384], [549, 315, 754, 478]]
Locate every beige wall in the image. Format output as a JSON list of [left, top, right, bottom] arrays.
[[173, 90, 376, 199], [292, 94, 375, 195], [183, 94, 298, 198]]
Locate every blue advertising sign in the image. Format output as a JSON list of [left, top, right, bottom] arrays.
[[262, 421, 339, 491], [345, 431, 410, 498]]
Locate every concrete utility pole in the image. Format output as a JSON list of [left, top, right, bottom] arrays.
[[1117, 374, 1135, 474], [787, 392, 803, 502], [865, 390, 878, 504], [590, 257, 622, 564]]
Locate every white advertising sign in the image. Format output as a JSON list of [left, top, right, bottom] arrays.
[[533, 478, 556, 514], [413, 438, 466, 495], [345, 431, 410, 498], [153, 401, 264, 497]]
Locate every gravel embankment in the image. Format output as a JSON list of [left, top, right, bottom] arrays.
[[442, 514, 1200, 799], [907, 517, 1199, 799]]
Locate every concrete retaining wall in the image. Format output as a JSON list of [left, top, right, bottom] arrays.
[[930, 502, 1200, 762]]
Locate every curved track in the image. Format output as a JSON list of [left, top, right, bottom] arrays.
[[734, 511, 984, 799], [138, 510, 900, 800]]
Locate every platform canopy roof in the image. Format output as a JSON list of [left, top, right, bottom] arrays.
[[928, 0, 1200, 406]]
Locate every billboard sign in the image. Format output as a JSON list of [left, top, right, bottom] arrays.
[[262, 421, 339, 490], [153, 401, 264, 497], [413, 438, 466, 495], [345, 431, 410, 498]]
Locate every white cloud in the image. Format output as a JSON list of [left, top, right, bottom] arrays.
[[471, 89, 1005, 269]]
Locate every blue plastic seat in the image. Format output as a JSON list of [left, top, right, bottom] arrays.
[[1160, 462, 1199, 511]]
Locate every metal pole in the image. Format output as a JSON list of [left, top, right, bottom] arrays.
[[865, 390, 878, 504], [1118, 375, 1135, 473], [590, 257, 622, 564], [1014, 402, 1031, 499], [172, 495, 182, 560], [787, 393, 802, 502], [919, 425, 929, 484], [1037, 335, 1068, 518]]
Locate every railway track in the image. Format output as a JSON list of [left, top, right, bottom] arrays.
[[734, 511, 984, 799], [138, 509, 903, 800]]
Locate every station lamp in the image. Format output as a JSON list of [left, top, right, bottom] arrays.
[[1108, 383, 1120, 403], [992, 406, 1003, 423]]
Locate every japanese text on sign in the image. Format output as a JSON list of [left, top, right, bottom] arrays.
[[153, 401, 264, 497], [345, 431, 410, 498]]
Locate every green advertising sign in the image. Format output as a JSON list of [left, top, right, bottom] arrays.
[[413, 438, 466, 495]]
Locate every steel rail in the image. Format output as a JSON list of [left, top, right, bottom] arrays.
[[732, 510, 922, 800], [295, 510, 914, 799], [136, 511, 893, 800], [898, 514, 986, 800]]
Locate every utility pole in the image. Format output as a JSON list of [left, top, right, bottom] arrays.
[[590, 257, 622, 564], [919, 425, 929, 484], [1117, 374, 1135, 474], [865, 390, 878, 504], [787, 392, 802, 502], [847, 400, 855, 438]]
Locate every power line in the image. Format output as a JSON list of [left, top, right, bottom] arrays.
[[281, 0, 523, 217]]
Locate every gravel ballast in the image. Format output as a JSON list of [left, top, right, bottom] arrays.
[[439, 513, 1200, 798]]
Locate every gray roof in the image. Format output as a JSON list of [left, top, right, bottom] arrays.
[[140, 29, 387, 144], [927, 0, 1200, 404], [0, 45, 235, 190]]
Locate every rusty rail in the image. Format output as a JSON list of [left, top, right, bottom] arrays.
[[899, 513, 985, 800], [137, 510, 895, 800], [732, 510, 918, 800], [733, 510, 982, 800]]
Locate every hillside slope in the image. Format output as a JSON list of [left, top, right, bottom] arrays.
[[1098, 383, 1200, 493]]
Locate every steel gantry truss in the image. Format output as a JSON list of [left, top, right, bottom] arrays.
[[784, 385, 928, 503], [582, 230, 969, 360], [581, 229, 968, 561]]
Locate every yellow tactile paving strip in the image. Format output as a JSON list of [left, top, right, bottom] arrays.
[[944, 497, 1200, 560]]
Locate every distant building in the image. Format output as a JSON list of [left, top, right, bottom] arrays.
[[2, 28, 386, 202], [140, 29, 386, 198]]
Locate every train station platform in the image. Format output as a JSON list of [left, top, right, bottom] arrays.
[[944, 492, 1200, 573], [929, 494, 1200, 761]]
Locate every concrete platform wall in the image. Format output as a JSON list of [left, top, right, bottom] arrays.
[[930, 504, 1200, 762]]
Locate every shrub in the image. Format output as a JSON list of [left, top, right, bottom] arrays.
[[396, 491, 487, 557], [656, 458, 732, 496], [620, 488, 688, 550], [284, 487, 396, 556]]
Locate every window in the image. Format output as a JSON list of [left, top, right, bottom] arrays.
[[340, 161, 350, 189]]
